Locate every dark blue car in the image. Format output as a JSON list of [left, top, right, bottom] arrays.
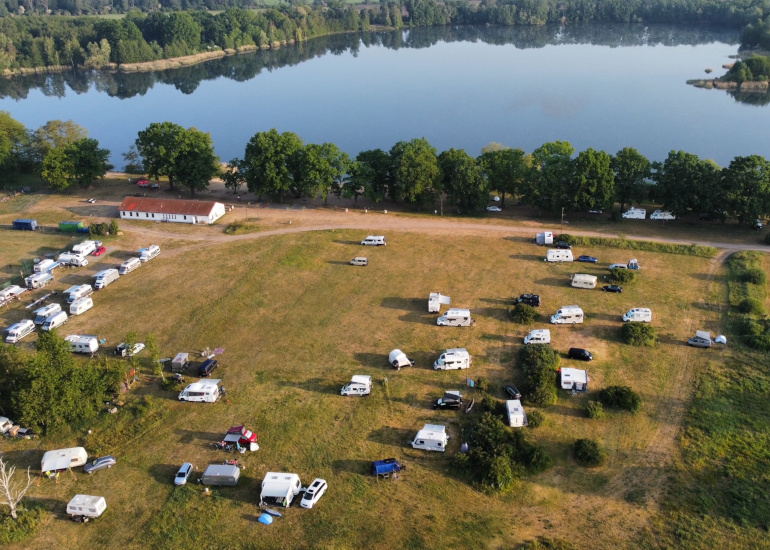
[[578, 255, 598, 263]]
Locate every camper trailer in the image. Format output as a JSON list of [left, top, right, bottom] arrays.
[[560, 368, 589, 391], [506, 400, 527, 427], [546, 249, 574, 262], [65, 284, 93, 304], [119, 257, 142, 275], [139, 245, 161, 262], [340, 375, 372, 396], [34, 259, 59, 273], [0, 416, 12, 434], [550, 306, 584, 324], [622, 208, 647, 219], [65, 335, 99, 354], [389, 349, 415, 369], [58, 253, 89, 267], [411, 424, 448, 452], [622, 308, 652, 323], [428, 292, 451, 313], [536, 232, 554, 246], [25, 272, 54, 290], [178, 379, 221, 402], [524, 329, 551, 345], [260, 472, 302, 507], [93, 269, 119, 290], [5, 320, 35, 343], [67, 495, 106, 522], [70, 297, 94, 316], [72, 241, 97, 256], [571, 274, 597, 289], [436, 308, 475, 327], [41, 310, 68, 331], [171, 352, 190, 372], [41, 447, 88, 472], [34, 303, 62, 325], [433, 348, 471, 370], [201, 464, 240, 486]]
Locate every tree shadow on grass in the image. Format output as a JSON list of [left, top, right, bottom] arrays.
[[368, 426, 414, 448], [381, 296, 423, 311], [175, 428, 217, 446], [332, 459, 372, 476], [327, 260, 352, 266], [276, 378, 339, 395], [333, 239, 361, 246], [510, 253, 545, 262]]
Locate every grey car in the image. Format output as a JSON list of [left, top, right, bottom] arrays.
[[84, 455, 116, 474]]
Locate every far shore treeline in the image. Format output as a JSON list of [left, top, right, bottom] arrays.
[[1, 0, 770, 73], [2, 112, 770, 227]]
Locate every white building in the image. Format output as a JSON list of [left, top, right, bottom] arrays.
[[119, 197, 226, 225]]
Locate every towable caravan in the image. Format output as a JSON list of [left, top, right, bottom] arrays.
[[550, 306, 584, 325], [41, 447, 88, 472], [560, 368, 589, 391], [138, 245, 160, 262], [546, 249, 574, 262], [178, 379, 221, 402], [72, 240, 97, 256], [65, 284, 93, 304], [171, 353, 190, 372], [34, 303, 61, 325], [260, 473, 302, 507], [428, 292, 451, 313], [119, 258, 141, 275], [58, 253, 89, 267], [25, 272, 54, 290], [65, 335, 99, 354], [536, 232, 554, 246], [5, 320, 35, 343], [437, 308, 475, 326], [524, 329, 551, 345], [433, 348, 471, 370], [41, 310, 68, 331], [201, 464, 240, 486], [411, 424, 448, 452], [67, 495, 106, 522], [70, 297, 94, 316], [506, 400, 527, 427], [93, 269, 119, 290], [623, 308, 652, 323], [571, 274, 597, 289], [34, 259, 58, 273], [622, 208, 646, 219]]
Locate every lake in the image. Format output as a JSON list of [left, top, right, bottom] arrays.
[[1, 23, 767, 169]]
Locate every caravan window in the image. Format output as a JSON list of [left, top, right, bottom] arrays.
[[417, 440, 424, 445], [70, 457, 79, 464], [437, 442, 442, 447]]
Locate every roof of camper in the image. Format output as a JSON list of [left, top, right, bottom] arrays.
[[561, 368, 588, 384], [119, 197, 222, 216], [415, 424, 447, 440]]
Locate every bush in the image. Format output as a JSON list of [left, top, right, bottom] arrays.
[[599, 385, 642, 413], [518, 344, 560, 407], [527, 409, 545, 428], [609, 267, 637, 284], [574, 438, 606, 467], [481, 395, 506, 417], [738, 297, 765, 315], [555, 233, 576, 245], [741, 267, 766, 285], [0, 504, 45, 544], [109, 219, 119, 235], [481, 454, 518, 493], [621, 323, 656, 347], [586, 400, 604, 419], [510, 303, 538, 324], [89, 222, 108, 237], [475, 376, 491, 394]]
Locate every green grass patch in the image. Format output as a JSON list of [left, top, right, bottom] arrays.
[[223, 218, 260, 235], [85, 396, 171, 456], [557, 234, 718, 257]]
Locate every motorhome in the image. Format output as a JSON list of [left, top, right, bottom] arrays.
[[546, 249, 574, 262], [436, 308, 475, 327], [411, 424, 448, 452], [41, 310, 68, 331], [93, 269, 120, 290], [506, 400, 527, 427], [560, 368, 589, 391], [34, 259, 58, 273], [72, 240, 98, 256], [34, 303, 61, 325], [139, 245, 161, 262], [536, 231, 554, 246], [433, 348, 471, 370], [428, 292, 451, 313], [340, 375, 372, 396], [571, 274, 597, 289], [201, 464, 240, 486], [5, 320, 35, 343], [389, 349, 414, 370], [361, 235, 386, 246], [67, 495, 106, 521], [70, 297, 94, 316], [0, 285, 27, 302], [119, 257, 142, 275], [41, 447, 88, 472], [65, 335, 99, 354], [622, 308, 652, 323], [622, 208, 646, 219], [524, 329, 551, 345], [650, 210, 675, 220], [550, 306, 584, 324], [260, 473, 302, 507], [25, 272, 54, 290], [178, 379, 221, 402], [58, 252, 89, 267], [65, 284, 93, 304]]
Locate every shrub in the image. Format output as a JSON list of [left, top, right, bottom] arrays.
[[109, 219, 119, 235], [481, 454, 518, 493], [738, 297, 765, 315], [0, 504, 45, 544], [527, 409, 545, 428], [510, 303, 538, 324], [586, 400, 604, 419], [89, 222, 108, 237], [574, 438, 606, 467], [480, 395, 506, 416], [555, 233, 576, 245], [621, 323, 656, 346], [609, 267, 637, 284], [599, 385, 641, 413], [518, 344, 560, 407], [475, 376, 491, 394], [741, 267, 767, 285]]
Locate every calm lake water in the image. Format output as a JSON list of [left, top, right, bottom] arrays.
[[1, 24, 768, 168]]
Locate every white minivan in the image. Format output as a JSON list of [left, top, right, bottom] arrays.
[[361, 236, 386, 246], [42, 310, 68, 331], [5, 320, 35, 343]]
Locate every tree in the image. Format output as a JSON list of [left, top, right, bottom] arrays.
[[570, 148, 615, 212], [439, 148, 486, 213], [40, 147, 72, 191], [174, 128, 220, 197], [479, 147, 530, 207], [135, 122, 186, 191], [0, 458, 33, 520], [389, 138, 441, 207], [0, 111, 27, 171], [222, 159, 245, 195], [573, 438, 606, 467], [651, 150, 720, 219], [241, 128, 303, 201], [723, 155, 770, 226], [122, 144, 143, 173], [349, 149, 391, 204], [611, 147, 650, 213], [293, 142, 351, 203], [145, 333, 163, 379], [41, 138, 109, 190], [31, 120, 88, 167], [523, 141, 574, 214]]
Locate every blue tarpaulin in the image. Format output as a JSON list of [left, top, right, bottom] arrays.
[[258, 513, 273, 525]]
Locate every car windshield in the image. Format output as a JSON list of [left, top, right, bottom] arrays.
[[303, 491, 314, 499], [176, 470, 187, 478]]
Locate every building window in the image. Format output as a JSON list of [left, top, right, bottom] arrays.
[[184, 216, 187, 220]]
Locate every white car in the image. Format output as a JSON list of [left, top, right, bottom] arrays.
[[492, 195, 501, 202], [486, 206, 501, 212], [174, 463, 193, 486], [650, 210, 675, 220], [301, 478, 327, 509], [114, 342, 146, 357]]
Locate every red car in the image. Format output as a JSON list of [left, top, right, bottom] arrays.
[[223, 425, 258, 450], [137, 179, 150, 188], [92, 246, 106, 256]]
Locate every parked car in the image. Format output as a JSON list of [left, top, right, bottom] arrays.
[[137, 179, 150, 187], [301, 478, 328, 509], [150, 182, 160, 189], [114, 342, 145, 356], [486, 206, 501, 212], [568, 348, 594, 361], [86, 198, 96, 204], [84, 455, 116, 474], [175, 463, 194, 485], [755, 219, 763, 230], [650, 210, 676, 220], [492, 195, 501, 202], [350, 257, 368, 266], [555, 241, 572, 249], [198, 359, 219, 377], [513, 294, 541, 307], [602, 285, 623, 293], [503, 384, 522, 399], [92, 246, 106, 256], [588, 209, 603, 214], [577, 255, 598, 263], [433, 396, 462, 410]]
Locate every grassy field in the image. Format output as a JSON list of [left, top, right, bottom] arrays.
[[0, 189, 768, 549]]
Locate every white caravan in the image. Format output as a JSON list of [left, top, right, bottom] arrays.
[[119, 257, 142, 275], [536, 231, 554, 246], [65, 335, 99, 354], [260, 473, 302, 507], [571, 274, 597, 289], [72, 241, 98, 256], [411, 424, 448, 452], [361, 235, 386, 246], [623, 308, 652, 323], [57, 252, 89, 267], [41, 310, 68, 331], [67, 495, 106, 520], [34, 303, 62, 325], [551, 306, 584, 324], [437, 308, 475, 326], [524, 329, 551, 345], [546, 249, 574, 262], [93, 269, 119, 290], [178, 379, 221, 402], [560, 367, 589, 391], [506, 400, 527, 427], [139, 245, 161, 262], [0, 285, 27, 302], [41, 447, 88, 472], [70, 296, 94, 316], [25, 272, 54, 290], [428, 292, 451, 313], [622, 208, 646, 219], [65, 284, 93, 304], [34, 259, 58, 273], [340, 375, 372, 396], [5, 320, 35, 343], [433, 348, 471, 370]]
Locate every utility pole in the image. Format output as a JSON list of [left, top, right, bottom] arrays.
[[561, 207, 565, 230]]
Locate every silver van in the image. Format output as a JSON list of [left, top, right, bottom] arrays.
[[361, 236, 386, 246], [350, 257, 368, 266], [42, 311, 68, 331], [5, 320, 35, 343]]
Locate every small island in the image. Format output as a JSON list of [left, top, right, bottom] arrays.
[[688, 53, 770, 92]]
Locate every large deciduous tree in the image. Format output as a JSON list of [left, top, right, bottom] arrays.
[[31, 119, 88, 167], [293, 142, 351, 203], [389, 137, 441, 208], [135, 121, 186, 191], [174, 128, 220, 197], [241, 128, 303, 202], [523, 141, 575, 214], [479, 147, 530, 207], [349, 149, 391, 204], [723, 155, 770, 225], [652, 150, 720, 219], [611, 147, 651, 213], [439, 148, 487, 213], [41, 138, 110, 191], [0, 111, 27, 172], [570, 148, 615, 212]]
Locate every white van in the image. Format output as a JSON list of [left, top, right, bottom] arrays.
[[65, 284, 93, 304], [5, 320, 35, 343], [571, 274, 597, 289], [650, 210, 675, 220], [524, 329, 551, 345], [437, 308, 475, 327], [361, 235, 386, 246], [433, 348, 471, 370], [58, 253, 89, 267], [178, 379, 221, 402], [119, 257, 142, 275], [546, 249, 574, 262], [622, 208, 646, 219], [340, 375, 372, 396], [411, 424, 448, 452], [623, 308, 652, 323], [70, 296, 94, 316], [42, 310, 68, 331], [94, 269, 120, 290], [550, 306, 584, 324], [350, 257, 368, 266], [34, 303, 62, 325], [66, 335, 99, 354], [25, 272, 54, 290], [139, 245, 160, 262]]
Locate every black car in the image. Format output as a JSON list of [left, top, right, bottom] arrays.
[[503, 384, 522, 399], [568, 348, 594, 361], [433, 398, 462, 410], [602, 285, 623, 293], [198, 359, 219, 377], [514, 294, 541, 307], [555, 241, 572, 249]]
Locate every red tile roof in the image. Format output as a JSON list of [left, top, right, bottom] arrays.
[[119, 197, 221, 216]]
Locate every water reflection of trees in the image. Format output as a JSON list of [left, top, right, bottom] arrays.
[[727, 90, 770, 106], [0, 23, 741, 101]]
